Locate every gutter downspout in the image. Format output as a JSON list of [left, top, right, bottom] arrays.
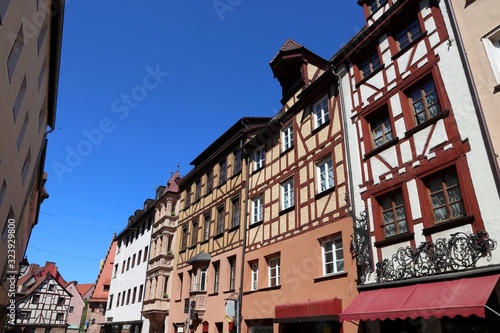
[[331, 66, 356, 219], [238, 120, 250, 333], [443, 0, 500, 198]]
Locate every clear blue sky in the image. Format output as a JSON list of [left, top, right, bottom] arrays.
[[26, 1, 365, 284]]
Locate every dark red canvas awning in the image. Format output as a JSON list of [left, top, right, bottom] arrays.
[[340, 274, 500, 322], [275, 298, 342, 323]]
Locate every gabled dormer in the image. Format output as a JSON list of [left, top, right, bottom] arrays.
[[358, 0, 394, 26], [270, 39, 328, 106]]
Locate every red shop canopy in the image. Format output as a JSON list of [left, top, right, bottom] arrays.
[[340, 274, 500, 322]]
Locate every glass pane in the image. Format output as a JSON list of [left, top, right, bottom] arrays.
[[434, 206, 448, 223], [385, 224, 396, 237], [428, 177, 443, 193], [451, 202, 465, 218], [383, 211, 395, 224], [431, 192, 446, 208], [325, 263, 333, 275], [396, 206, 406, 221], [447, 186, 463, 202], [397, 219, 408, 233], [336, 260, 344, 272], [336, 247, 344, 260], [325, 252, 333, 263]]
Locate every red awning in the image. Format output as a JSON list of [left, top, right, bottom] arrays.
[[340, 274, 500, 322], [275, 298, 342, 323]]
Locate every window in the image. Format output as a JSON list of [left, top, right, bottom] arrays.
[[206, 170, 213, 194], [116, 293, 120, 307], [229, 257, 236, 290], [69, 306, 74, 313], [200, 268, 207, 291], [396, 17, 423, 51], [195, 179, 201, 202], [7, 23, 24, 81], [191, 270, 198, 291], [281, 124, 294, 151], [122, 260, 125, 273], [18, 311, 30, 320], [32, 295, 40, 304], [213, 262, 220, 293], [132, 287, 137, 304], [268, 257, 280, 287], [424, 168, 465, 224], [314, 96, 330, 128], [56, 313, 64, 321], [203, 214, 211, 241], [369, 109, 393, 147], [322, 237, 344, 275], [219, 159, 227, 184], [368, 0, 387, 14], [216, 206, 224, 235], [254, 146, 265, 170], [185, 187, 191, 208], [126, 289, 131, 305], [181, 225, 188, 250], [233, 150, 242, 175], [360, 52, 381, 79], [138, 284, 144, 302], [121, 291, 126, 306], [14, 76, 27, 123], [231, 197, 240, 228], [252, 197, 263, 224], [408, 78, 441, 125], [379, 190, 408, 238], [251, 262, 258, 291], [137, 250, 142, 265], [108, 295, 114, 310], [316, 158, 334, 192], [48, 284, 54, 291], [482, 26, 500, 85], [281, 178, 294, 210], [144, 246, 148, 262], [127, 258, 130, 271], [191, 220, 198, 247], [57, 297, 64, 306], [0, 1, 12, 25], [132, 254, 136, 268], [114, 264, 118, 277]]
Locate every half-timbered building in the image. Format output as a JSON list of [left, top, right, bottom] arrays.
[[104, 202, 154, 333], [142, 172, 181, 333], [168, 117, 270, 333], [16, 265, 71, 333], [335, 0, 500, 332], [241, 40, 358, 333]]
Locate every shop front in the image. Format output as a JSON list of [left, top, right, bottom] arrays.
[[340, 274, 500, 333]]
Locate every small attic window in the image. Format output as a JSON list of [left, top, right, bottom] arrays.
[[282, 72, 302, 97]]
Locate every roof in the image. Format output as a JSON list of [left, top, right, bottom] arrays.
[[76, 283, 94, 297], [90, 239, 117, 302]]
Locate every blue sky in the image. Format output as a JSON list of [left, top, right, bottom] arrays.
[[26, 1, 365, 284]]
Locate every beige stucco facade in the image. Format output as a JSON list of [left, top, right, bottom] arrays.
[[450, 0, 500, 193], [0, 0, 64, 324]]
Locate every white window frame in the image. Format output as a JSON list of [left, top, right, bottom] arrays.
[[191, 270, 198, 291], [268, 256, 280, 287], [254, 146, 265, 171], [316, 158, 334, 192], [314, 96, 329, 128], [281, 124, 294, 151], [482, 26, 500, 84], [200, 268, 207, 291], [251, 262, 258, 291], [252, 196, 263, 224], [321, 236, 344, 276], [281, 178, 294, 210]]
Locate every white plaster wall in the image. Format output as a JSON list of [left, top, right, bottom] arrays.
[[436, 0, 500, 260]]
